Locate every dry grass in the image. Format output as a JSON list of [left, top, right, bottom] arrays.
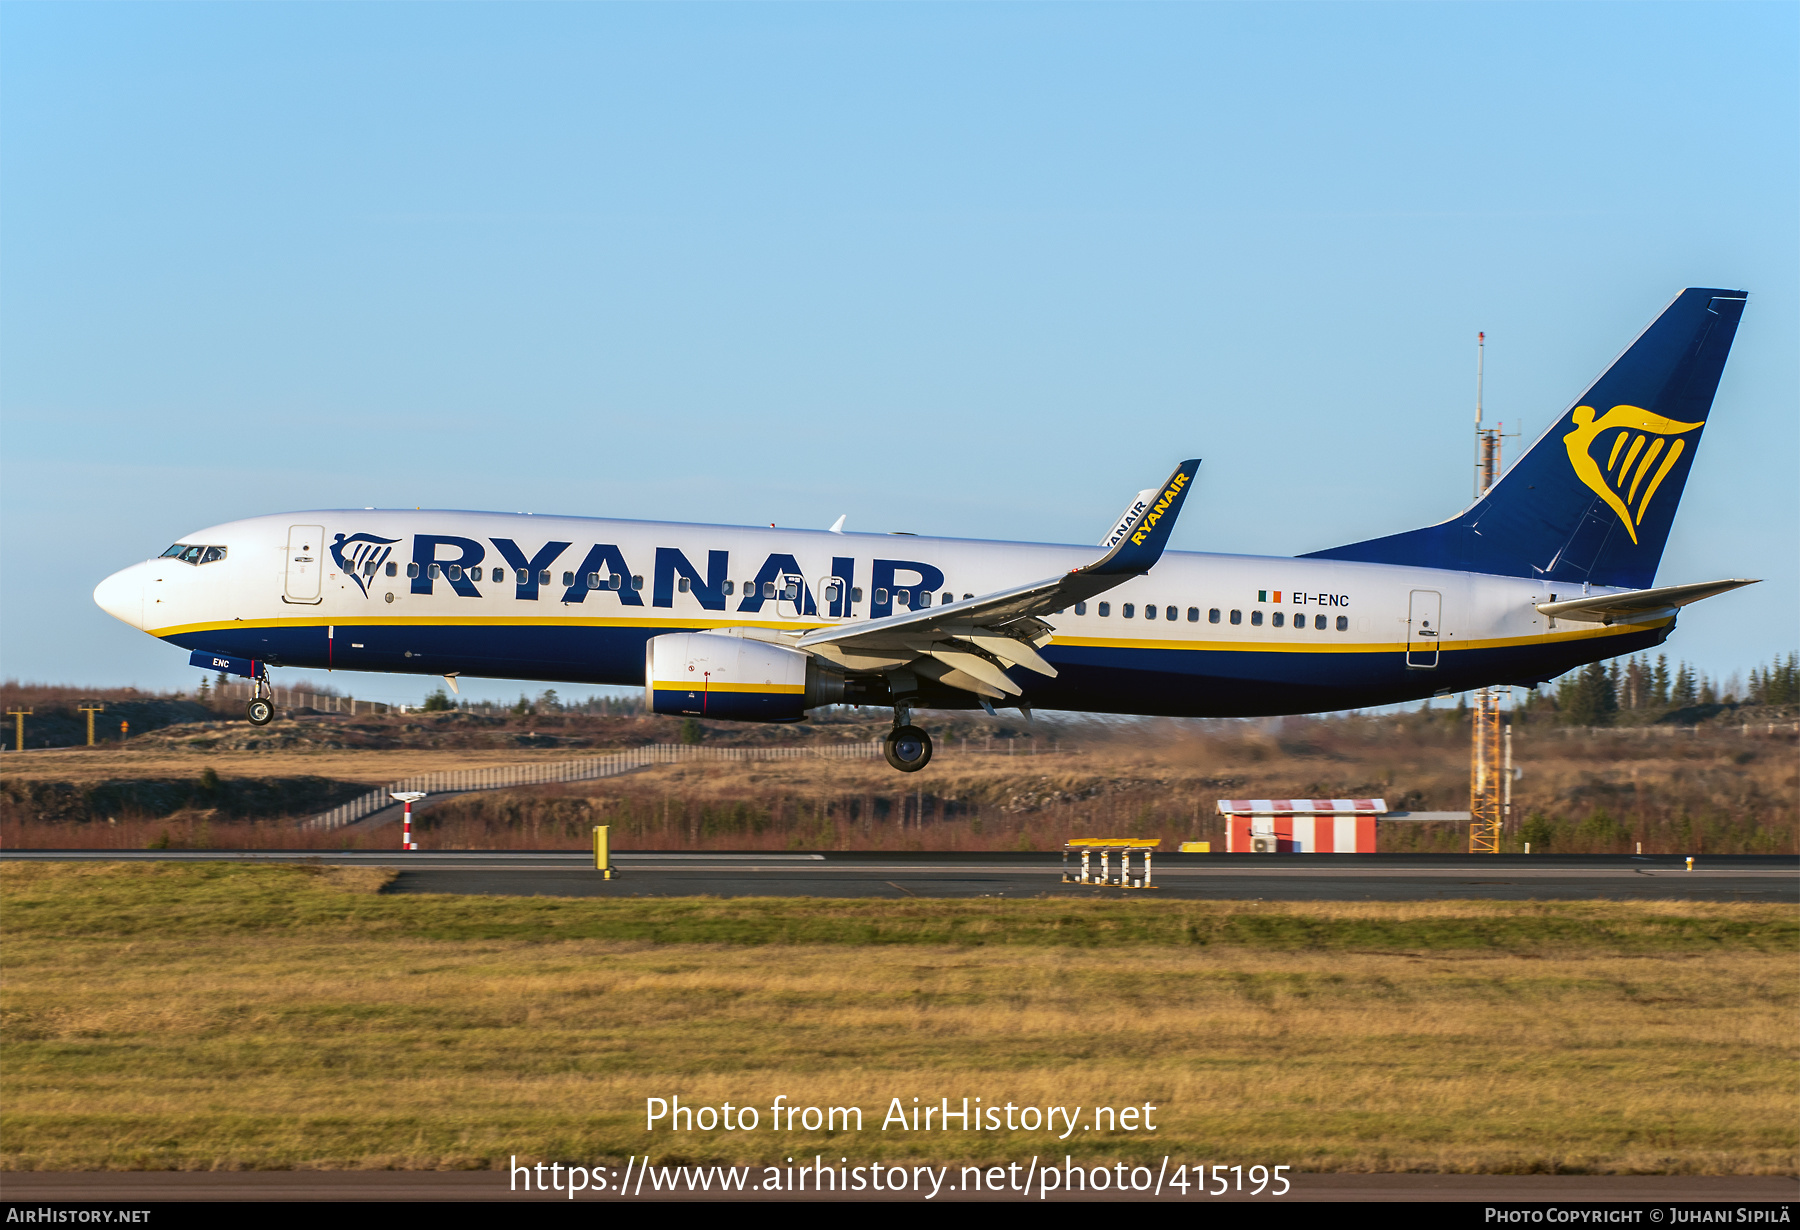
[[4, 713, 1794, 852], [2, 864, 1794, 1174]]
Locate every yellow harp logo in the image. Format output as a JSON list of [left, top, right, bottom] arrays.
[[1562, 405, 1703, 545]]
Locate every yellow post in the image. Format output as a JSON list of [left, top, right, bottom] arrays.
[[593, 825, 612, 880], [78, 703, 105, 747], [6, 708, 32, 752]]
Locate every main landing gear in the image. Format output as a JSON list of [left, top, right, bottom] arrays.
[[882, 699, 932, 773], [246, 672, 275, 726]]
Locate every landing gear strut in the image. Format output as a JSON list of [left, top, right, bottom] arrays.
[[246, 671, 275, 726], [882, 697, 932, 772]]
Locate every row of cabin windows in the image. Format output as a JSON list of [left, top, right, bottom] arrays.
[[1069, 599, 1349, 632], [382, 567, 977, 610]]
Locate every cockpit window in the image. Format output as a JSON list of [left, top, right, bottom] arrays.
[[160, 543, 226, 565]]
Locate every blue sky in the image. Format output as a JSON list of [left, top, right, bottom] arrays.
[[2, 2, 1794, 705]]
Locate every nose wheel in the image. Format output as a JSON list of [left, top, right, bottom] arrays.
[[883, 724, 932, 772], [245, 670, 275, 726]]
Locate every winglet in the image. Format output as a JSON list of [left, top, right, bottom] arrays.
[[1081, 460, 1200, 577]]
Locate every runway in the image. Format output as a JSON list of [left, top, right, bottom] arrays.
[[5, 850, 1794, 902]]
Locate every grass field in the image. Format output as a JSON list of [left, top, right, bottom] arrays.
[[3, 863, 1794, 1175]]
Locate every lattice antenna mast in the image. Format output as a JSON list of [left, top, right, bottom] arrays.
[[1473, 331, 1518, 497]]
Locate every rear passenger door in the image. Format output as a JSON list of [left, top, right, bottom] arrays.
[[1406, 589, 1441, 668]]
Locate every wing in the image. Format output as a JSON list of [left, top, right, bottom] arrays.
[[1534, 577, 1758, 626], [795, 459, 1200, 700]]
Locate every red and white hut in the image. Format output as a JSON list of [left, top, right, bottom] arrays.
[[1218, 798, 1386, 853]]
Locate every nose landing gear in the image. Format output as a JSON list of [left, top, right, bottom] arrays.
[[246, 672, 275, 726]]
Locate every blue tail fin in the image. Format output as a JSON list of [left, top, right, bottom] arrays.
[[1303, 288, 1747, 588]]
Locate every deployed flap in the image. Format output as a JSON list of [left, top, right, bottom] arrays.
[[1534, 577, 1758, 624], [796, 459, 1199, 699]]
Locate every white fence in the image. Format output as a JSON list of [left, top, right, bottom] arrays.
[[302, 741, 884, 832]]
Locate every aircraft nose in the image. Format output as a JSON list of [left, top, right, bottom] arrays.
[[93, 563, 147, 630]]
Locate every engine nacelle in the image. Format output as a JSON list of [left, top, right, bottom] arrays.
[[645, 632, 844, 722]]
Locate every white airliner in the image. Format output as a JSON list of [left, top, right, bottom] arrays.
[[94, 288, 1758, 771]]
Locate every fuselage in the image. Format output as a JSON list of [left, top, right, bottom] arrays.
[[93, 509, 1671, 716]]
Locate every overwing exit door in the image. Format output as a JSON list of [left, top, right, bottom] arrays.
[[1406, 589, 1441, 669], [285, 524, 325, 604]]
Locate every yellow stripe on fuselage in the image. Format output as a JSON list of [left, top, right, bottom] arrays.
[[650, 680, 805, 695], [151, 614, 1668, 656]]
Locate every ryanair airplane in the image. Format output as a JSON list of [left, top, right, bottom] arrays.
[[94, 288, 1758, 772]]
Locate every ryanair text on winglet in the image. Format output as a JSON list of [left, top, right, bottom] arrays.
[[1129, 471, 1190, 547]]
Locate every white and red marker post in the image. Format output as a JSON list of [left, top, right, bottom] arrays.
[[390, 791, 427, 851]]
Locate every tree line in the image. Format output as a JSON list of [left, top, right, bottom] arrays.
[[1538, 651, 1797, 727]]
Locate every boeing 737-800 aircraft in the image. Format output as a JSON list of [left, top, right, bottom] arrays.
[[94, 288, 1758, 771]]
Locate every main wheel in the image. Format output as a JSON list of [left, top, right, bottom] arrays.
[[883, 724, 932, 773], [246, 697, 274, 726]]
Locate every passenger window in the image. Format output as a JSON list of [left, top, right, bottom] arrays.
[[1229, 609, 1241, 625], [1269, 611, 1280, 627], [1123, 603, 1134, 618], [363, 560, 376, 577], [852, 587, 863, 603], [678, 577, 691, 593], [962, 593, 973, 601], [588, 573, 600, 589], [539, 570, 551, 586], [1253, 611, 1265, 626], [1074, 601, 1087, 615], [449, 565, 465, 581], [723, 580, 735, 595], [1166, 606, 1177, 621], [608, 574, 622, 590], [407, 563, 420, 579], [1315, 614, 1328, 630], [763, 582, 777, 599], [918, 592, 931, 608], [631, 575, 643, 590], [1143, 604, 1155, 620], [1336, 615, 1349, 631], [895, 591, 911, 608], [516, 568, 529, 584], [469, 567, 482, 582], [386, 562, 397, 577], [428, 563, 441, 579], [943, 592, 954, 606], [561, 571, 574, 586], [1208, 608, 1219, 624], [824, 582, 840, 602], [1098, 602, 1111, 617]]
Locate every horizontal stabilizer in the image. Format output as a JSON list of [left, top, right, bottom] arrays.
[[1535, 577, 1758, 625]]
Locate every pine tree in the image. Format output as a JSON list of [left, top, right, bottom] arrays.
[[1651, 655, 1670, 707], [1565, 661, 1618, 726], [197, 676, 211, 702], [1699, 676, 1716, 705], [1671, 662, 1697, 708]]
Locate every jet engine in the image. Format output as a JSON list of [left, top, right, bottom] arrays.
[[645, 632, 844, 722]]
